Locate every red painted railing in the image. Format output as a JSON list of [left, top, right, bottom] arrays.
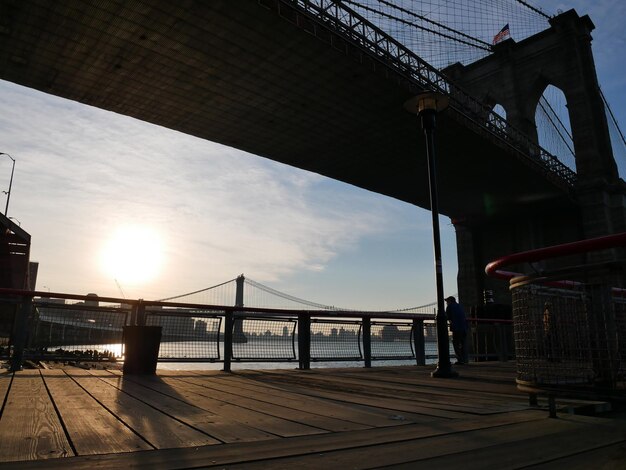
[[485, 231, 626, 281]]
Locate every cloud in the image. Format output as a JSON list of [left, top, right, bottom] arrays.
[[0, 80, 403, 299]]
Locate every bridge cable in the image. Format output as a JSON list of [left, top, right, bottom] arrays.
[[539, 96, 573, 141], [537, 98, 575, 157], [513, 0, 551, 19], [599, 86, 626, 148], [392, 293, 458, 313], [244, 278, 341, 310], [158, 275, 450, 313], [373, 0, 493, 49], [157, 277, 238, 302], [342, 0, 492, 52], [393, 300, 437, 313]]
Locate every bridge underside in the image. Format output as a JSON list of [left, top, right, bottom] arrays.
[[0, 1, 575, 219]]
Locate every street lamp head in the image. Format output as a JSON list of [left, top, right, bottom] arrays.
[[404, 92, 449, 115]]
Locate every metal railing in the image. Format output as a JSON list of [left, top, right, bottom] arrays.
[[469, 318, 514, 362], [145, 308, 222, 361], [0, 289, 513, 371]]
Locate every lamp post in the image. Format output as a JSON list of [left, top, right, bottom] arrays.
[[1, 153, 15, 217], [404, 92, 457, 378]]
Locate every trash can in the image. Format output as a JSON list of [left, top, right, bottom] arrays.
[[511, 273, 623, 395], [122, 326, 161, 375]]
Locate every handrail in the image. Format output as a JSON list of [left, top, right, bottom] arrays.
[[485, 231, 626, 280], [0, 290, 514, 368], [0, 287, 432, 321]]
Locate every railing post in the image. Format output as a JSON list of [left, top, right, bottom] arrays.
[[496, 323, 508, 362], [468, 317, 476, 362], [298, 313, 310, 370], [10, 295, 32, 372], [362, 316, 371, 368], [129, 302, 138, 326], [223, 310, 233, 372], [136, 300, 146, 326], [413, 318, 426, 366]]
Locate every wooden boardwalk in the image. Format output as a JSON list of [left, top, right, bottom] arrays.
[[0, 362, 624, 468]]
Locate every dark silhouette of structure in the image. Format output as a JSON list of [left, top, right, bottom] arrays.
[[0, 2, 623, 312], [444, 10, 625, 307], [0, 213, 30, 290]]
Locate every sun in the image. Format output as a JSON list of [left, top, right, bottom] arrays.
[[100, 225, 164, 285]]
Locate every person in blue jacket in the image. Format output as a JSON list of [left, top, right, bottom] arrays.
[[445, 296, 468, 364]]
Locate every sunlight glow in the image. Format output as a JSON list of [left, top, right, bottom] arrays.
[[100, 225, 164, 285]]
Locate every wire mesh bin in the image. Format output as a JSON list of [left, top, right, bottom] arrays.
[[511, 272, 625, 395]]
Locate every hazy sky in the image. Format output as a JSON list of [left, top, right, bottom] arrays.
[[0, 1, 623, 310]]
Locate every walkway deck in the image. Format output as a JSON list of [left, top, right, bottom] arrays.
[[0, 363, 624, 468]]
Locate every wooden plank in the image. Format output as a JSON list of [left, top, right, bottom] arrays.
[[338, 366, 520, 389], [216, 414, 604, 469], [229, 375, 467, 419], [390, 416, 626, 469], [40, 369, 152, 455], [167, 374, 376, 432], [235, 369, 522, 408], [183, 372, 444, 426], [0, 372, 11, 407], [270, 368, 604, 414], [106, 371, 325, 439], [0, 370, 72, 462], [345, 368, 613, 413], [257, 367, 522, 398], [0, 410, 547, 469], [149, 375, 328, 438], [1, 363, 618, 468], [66, 370, 220, 449], [259, 369, 525, 409], [366, 373, 521, 397], [528, 441, 626, 469], [90, 371, 280, 443]]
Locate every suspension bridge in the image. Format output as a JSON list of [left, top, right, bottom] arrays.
[[0, 0, 624, 313], [340, 0, 624, 175], [1, 2, 626, 466], [157, 275, 440, 314]]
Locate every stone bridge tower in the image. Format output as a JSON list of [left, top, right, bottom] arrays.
[[443, 9, 626, 309]]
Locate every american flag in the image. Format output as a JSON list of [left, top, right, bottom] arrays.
[[492, 24, 510, 45]]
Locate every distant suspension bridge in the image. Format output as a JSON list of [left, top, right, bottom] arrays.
[[157, 275, 441, 315]]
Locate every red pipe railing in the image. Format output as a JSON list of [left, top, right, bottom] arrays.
[[485, 231, 626, 281]]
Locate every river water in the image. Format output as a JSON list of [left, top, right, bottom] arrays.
[[58, 340, 453, 370]]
